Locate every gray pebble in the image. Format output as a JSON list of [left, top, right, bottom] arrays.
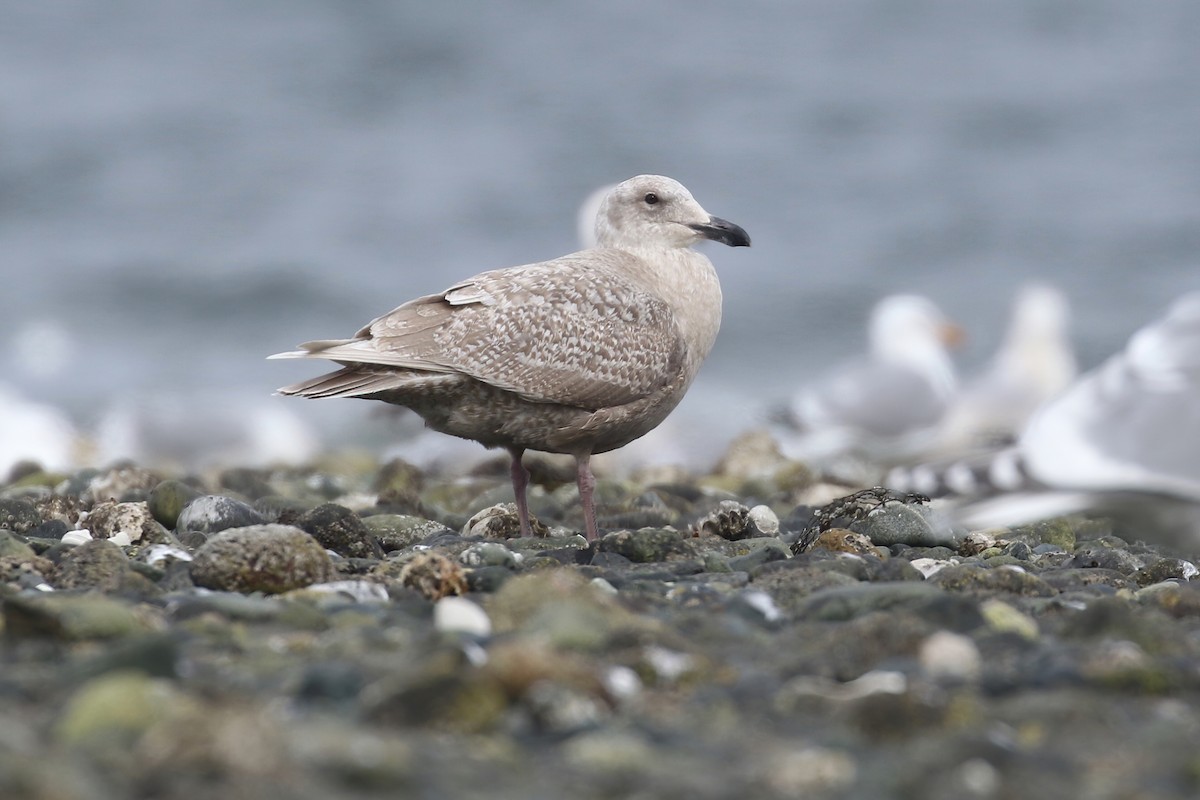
[[176, 495, 267, 534]]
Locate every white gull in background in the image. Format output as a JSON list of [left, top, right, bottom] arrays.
[[777, 294, 962, 464], [933, 282, 1076, 454], [942, 292, 1200, 534], [272, 175, 750, 541], [0, 384, 78, 476]]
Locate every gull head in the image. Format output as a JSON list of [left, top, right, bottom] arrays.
[[595, 175, 750, 252]]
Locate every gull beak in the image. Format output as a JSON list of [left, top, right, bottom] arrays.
[[688, 216, 751, 248]]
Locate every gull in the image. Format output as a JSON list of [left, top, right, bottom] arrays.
[[271, 175, 749, 540]]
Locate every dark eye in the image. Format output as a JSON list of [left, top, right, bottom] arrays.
[[643, 192, 659, 205]]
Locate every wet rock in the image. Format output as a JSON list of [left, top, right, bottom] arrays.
[[177, 495, 268, 534], [1134, 557, 1199, 587], [599, 527, 694, 563], [397, 551, 468, 600], [27, 519, 68, 540], [1068, 544, 1144, 574], [467, 565, 515, 593], [811, 528, 877, 555], [726, 539, 790, 572], [795, 582, 983, 630], [362, 514, 453, 551], [0, 551, 55, 590], [0, 497, 43, 535], [487, 570, 650, 650], [959, 529, 1005, 556], [53, 539, 160, 598], [190, 524, 335, 594], [462, 503, 549, 539], [81, 501, 172, 546], [849, 504, 941, 547], [4, 592, 159, 640], [927, 563, 1055, 597], [1039, 568, 1135, 594], [147, 480, 203, 529], [0, 529, 37, 560], [693, 500, 754, 540], [1007, 517, 1077, 550], [1136, 581, 1200, 618], [979, 598, 1040, 639], [56, 670, 194, 747], [34, 493, 82, 526], [459, 541, 520, 569], [293, 503, 383, 559], [364, 649, 508, 733]]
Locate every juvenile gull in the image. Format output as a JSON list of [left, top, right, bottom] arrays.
[[270, 175, 749, 540]]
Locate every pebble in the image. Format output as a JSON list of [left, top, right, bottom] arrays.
[[80, 500, 172, 545], [176, 495, 268, 534], [4, 592, 159, 640], [190, 524, 335, 594], [0, 497, 42, 534], [918, 630, 983, 682], [146, 479, 203, 529], [0, 454, 1199, 799], [433, 596, 493, 637], [850, 504, 942, 547], [293, 503, 384, 559]]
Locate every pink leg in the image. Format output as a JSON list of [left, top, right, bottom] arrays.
[[576, 453, 599, 542], [508, 447, 533, 537]]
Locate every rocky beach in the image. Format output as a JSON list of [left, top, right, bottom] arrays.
[[2, 433, 1200, 800]]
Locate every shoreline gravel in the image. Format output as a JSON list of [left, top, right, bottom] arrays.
[[2, 439, 1200, 800]]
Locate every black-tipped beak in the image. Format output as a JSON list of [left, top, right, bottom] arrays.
[[689, 215, 751, 248]]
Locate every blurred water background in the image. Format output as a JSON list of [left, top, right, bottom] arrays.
[[2, 0, 1198, 470]]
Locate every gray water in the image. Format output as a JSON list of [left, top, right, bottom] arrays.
[[3, 1, 1199, 456]]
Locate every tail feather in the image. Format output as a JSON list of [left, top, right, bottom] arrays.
[[277, 367, 431, 399]]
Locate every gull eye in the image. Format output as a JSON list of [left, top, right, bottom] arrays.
[[643, 192, 659, 205]]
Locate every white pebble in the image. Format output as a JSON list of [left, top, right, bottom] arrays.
[[909, 557, 954, 578], [739, 589, 783, 623], [642, 645, 694, 682], [919, 630, 982, 682], [433, 596, 492, 637], [61, 530, 93, 546], [602, 665, 643, 701], [142, 544, 194, 566], [589, 577, 619, 595], [305, 580, 390, 603], [748, 504, 780, 535]]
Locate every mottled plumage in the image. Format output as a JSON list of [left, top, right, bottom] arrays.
[[271, 175, 750, 540]]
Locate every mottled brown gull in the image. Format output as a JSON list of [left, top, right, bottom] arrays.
[[270, 175, 750, 540]]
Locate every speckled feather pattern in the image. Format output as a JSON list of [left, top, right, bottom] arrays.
[[274, 175, 743, 461]]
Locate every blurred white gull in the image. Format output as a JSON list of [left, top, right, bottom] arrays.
[[0, 384, 78, 476], [950, 292, 1200, 534], [933, 283, 1076, 453], [777, 294, 962, 464]]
